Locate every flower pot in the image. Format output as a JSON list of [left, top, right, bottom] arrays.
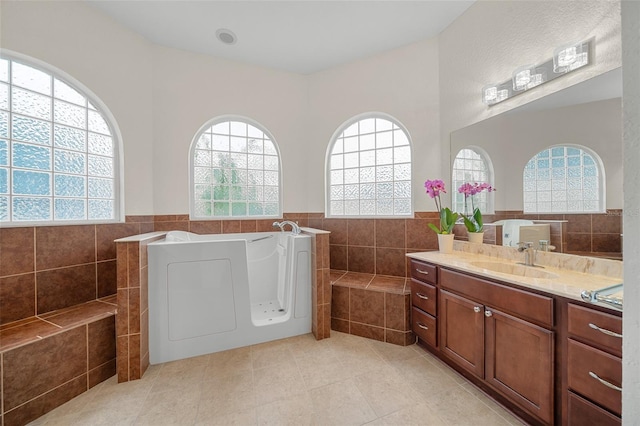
[[468, 232, 484, 244], [438, 233, 455, 254]]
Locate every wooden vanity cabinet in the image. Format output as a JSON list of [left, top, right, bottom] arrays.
[[410, 260, 438, 349]]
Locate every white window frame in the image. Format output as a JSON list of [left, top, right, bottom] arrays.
[[325, 112, 413, 218], [522, 144, 606, 214], [451, 146, 495, 215], [0, 50, 124, 226], [188, 115, 283, 220]]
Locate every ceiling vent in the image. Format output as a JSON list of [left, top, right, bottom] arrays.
[[216, 29, 237, 45]]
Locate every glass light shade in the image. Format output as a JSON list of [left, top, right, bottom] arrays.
[[512, 65, 536, 91], [554, 42, 589, 73], [482, 84, 509, 105]]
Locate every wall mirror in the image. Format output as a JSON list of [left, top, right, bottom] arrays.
[[450, 67, 623, 260]]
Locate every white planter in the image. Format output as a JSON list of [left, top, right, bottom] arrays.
[[438, 233, 455, 254], [468, 232, 484, 244]]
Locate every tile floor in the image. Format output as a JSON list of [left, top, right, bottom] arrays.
[[29, 332, 525, 426]]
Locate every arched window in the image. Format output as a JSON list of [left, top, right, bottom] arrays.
[[0, 52, 121, 223], [523, 145, 605, 213], [452, 147, 494, 214], [326, 114, 412, 217], [190, 117, 282, 218]]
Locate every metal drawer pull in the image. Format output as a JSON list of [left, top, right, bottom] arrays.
[[589, 371, 622, 392], [415, 269, 430, 275], [416, 293, 429, 300], [473, 306, 481, 313], [588, 323, 623, 339], [417, 322, 429, 331]]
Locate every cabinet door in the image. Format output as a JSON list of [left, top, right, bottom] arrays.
[[485, 308, 554, 425], [439, 290, 484, 378]]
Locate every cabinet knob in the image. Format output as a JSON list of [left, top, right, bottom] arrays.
[[473, 306, 481, 313], [484, 310, 493, 317]]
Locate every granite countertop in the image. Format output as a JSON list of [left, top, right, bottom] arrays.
[[407, 242, 623, 312]]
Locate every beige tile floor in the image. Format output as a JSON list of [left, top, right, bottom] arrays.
[[30, 332, 525, 425]]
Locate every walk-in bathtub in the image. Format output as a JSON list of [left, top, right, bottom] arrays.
[[148, 230, 312, 364]]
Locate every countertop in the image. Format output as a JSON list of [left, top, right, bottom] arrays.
[[407, 246, 623, 312]]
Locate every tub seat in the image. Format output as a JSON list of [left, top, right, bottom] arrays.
[[330, 271, 414, 346], [0, 296, 117, 425]]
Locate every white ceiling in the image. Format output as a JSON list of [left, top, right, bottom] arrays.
[[88, 0, 474, 74]]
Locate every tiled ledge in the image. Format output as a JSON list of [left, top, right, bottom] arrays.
[[330, 270, 413, 346]]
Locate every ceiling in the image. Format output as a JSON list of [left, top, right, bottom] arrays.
[[88, 0, 474, 74]]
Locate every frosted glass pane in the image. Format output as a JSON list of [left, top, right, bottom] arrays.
[[248, 125, 263, 139], [376, 131, 392, 148], [394, 146, 411, 163], [567, 148, 580, 156], [55, 174, 85, 197], [54, 198, 85, 220], [568, 167, 581, 178], [54, 149, 85, 174], [330, 154, 343, 170], [54, 79, 85, 105], [0, 84, 8, 109], [88, 177, 112, 198], [88, 199, 114, 220], [393, 130, 409, 146], [376, 199, 393, 215], [584, 156, 595, 166], [196, 133, 212, 149], [568, 190, 582, 200], [232, 202, 247, 216], [194, 149, 211, 166], [567, 179, 581, 190], [0, 140, 5, 165], [360, 118, 375, 134], [247, 138, 263, 154], [13, 197, 51, 221], [525, 160, 535, 170], [524, 180, 536, 192], [552, 191, 566, 201], [0, 59, 8, 82], [344, 136, 358, 153], [537, 159, 549, 168], [538, 202, 551, 212], [360, 199, 375, 215], [230, 136, 247, 152], [523, 191, 536, 203], [13, 143, 51, 170], [264, 140, 277, 155], [584, 166, 596, 177], [568, 156, 581, 167], [359, 183, 375, 199], [88, 110, 110, 135], [344, 168, 358, 184], [212, 122, 229, 134], [394, 181, 411, 198], [13, 170, 50, 195], [12, 62, 51, 95], [345, 200, 359, 215], [212, 185, 229, 201], [0, 111, 7, 138], [13, 115, 51, 145], [194, 167, 211, 184], [376, 148, 392, 165], [360, 166, 375, 183], [394, 199, 411, 215], [360, 133, 375, 151], [231, 169, 247, 185], [552, 158, 565, 168], [376, 165, 392, 182], [394, 164, 411, 181], [0, 196, 7, 220], [230, 122, 247, 137], [54, 100, 85, 128], [376, 119, 393, 132], [194, 184, 211, 200], [344, 184, 359, 200], [264, 187, 279, 202], [88, 155, 112, 177], [55, 125, 86, 151], [376, 182, 393, 198], [330, 170, 343, 185], [264, 171, 279, 186], [524, 202, 536, 212], [330, 200, 344, 215], [584, 187, 597, 200], [264, 203, 278, 215], [264, 155, 278, 171], [247, 186, 263, 201], [583, 200, 597, 211], [552, 168, 565, 180], [584, 177, 597, 189], [359, 150, 375, 167], [537, 169, 550, 180], [212, 134, 229, 151], [551, 147, 564, 157], [229, 153, 247, 169], [538, 180, 551, 191], [343, 123, 358, 137], [330, 185, 344, 200], [0, 168, 7, 193], [331, 139, 344, 154], [552, 202, 566, 212], [248, 203, 263, 216], [344, 152, 358, 168], [88, 133, 113, 156], [213, 201, 229, 216], [552, 180, 566, 190], [212, 152, 230, 168], [567, 201, 582, 211], [88, 101, 97, 111], [537, 150, 550, 159], [194, 201, 211, 216], [12, 88, 51, 121], [247, 170, 263, 185]]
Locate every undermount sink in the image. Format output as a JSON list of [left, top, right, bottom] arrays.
[[469, 261, 559, 280]]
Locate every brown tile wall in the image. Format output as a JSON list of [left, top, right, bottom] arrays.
[[306, 231, 331, 340]]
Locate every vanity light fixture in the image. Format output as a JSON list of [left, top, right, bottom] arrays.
[[483, 39, 592, 106]]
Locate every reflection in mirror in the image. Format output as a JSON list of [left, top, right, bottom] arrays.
[[450, 68, 622, 260]]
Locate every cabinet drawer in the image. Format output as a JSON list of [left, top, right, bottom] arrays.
[[411, 280, 436, 316], [568, 339, 621, 416], [412, 307, 436, 348], [440, 268, 553, 327], [410, 260, 437, 285], [568, 304, 622, 357], [568, 392, 620, 426]]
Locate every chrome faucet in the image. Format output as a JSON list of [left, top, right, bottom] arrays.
[[272, 220, 301, 235], [517, 241, 536, 266]]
